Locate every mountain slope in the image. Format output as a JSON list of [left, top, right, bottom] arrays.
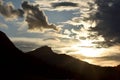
[[0, 31, 120, 80], [0, 31, 73, 80], [27, 46, 120, 80]]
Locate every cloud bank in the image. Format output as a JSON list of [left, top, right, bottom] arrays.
[[87, 0, 120, 46]]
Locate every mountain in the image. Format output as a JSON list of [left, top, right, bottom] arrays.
[[27, 46, 120, 80], [0, 31, 70, 80], [0, 31, 120, 80]]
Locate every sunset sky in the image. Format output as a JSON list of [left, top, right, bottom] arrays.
[[0, 0, 120, 66]]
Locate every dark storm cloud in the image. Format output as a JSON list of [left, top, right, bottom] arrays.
[[0, 1, 24, 19], [51, 2, 79, 8], [88, 0, 120, 46], [22, 1, 58, 31]]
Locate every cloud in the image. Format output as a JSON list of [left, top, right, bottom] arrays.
[[0, 23, 8, 29], [0, 1, 59, 31], [87, 0, 120, 46], [51, 2, 79, 8], [71, 44, 120, 66], [0, 1, 24, 20], [22, 1, 58, 31], [16, 21, 28, 31], [50, 2, 80, 11], [61, 17, 82, 26], [33, 0, 80, 11], [10, 36, 78, 53]]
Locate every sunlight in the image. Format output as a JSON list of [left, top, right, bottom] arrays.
[[71, 40, 105, 57], [79, 47, 105, 57], [79, 40, 94, 47]]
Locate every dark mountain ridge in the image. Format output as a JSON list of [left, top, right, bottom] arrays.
[[0, 31, 120, 80]]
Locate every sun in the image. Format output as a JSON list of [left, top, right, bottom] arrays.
[[71, 40, 105, 57]]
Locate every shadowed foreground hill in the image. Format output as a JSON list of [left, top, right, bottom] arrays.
[[0, 31, 120, 80]]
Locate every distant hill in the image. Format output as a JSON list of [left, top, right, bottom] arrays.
[[0, 31, 120, 80]]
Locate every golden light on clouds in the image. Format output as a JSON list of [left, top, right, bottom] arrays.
[[71, 40, 105, 57], [76, 47, 105, 57]]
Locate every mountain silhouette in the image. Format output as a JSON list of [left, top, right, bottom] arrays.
[[0, 31, 120, 80]]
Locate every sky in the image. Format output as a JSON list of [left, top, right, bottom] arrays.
[[0, 0, 120, 66]]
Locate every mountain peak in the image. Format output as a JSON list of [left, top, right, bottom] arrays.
[[27, 45, 55, 57], [35, 46, 53, 53], [1, 31, 120, 80]]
